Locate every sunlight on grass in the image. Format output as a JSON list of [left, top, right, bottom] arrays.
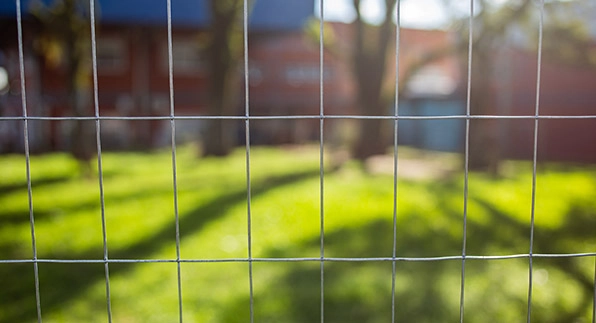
[[1, 145, 594, 322]]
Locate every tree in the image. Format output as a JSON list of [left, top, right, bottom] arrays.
[[462, 0, 535, 174], [347, 0, 529, 168], [202, 0, 253, 157], [454, 0, 595, 174], [32, 0, 95, 171], [347, 0, 595, 174], [350, 0, 398, 161]]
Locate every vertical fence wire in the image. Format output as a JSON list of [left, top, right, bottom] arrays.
[[459, 0, 474, 322], [243, 0, 254, 322], [165, 0, 184, 321], [318, 1, 326, 322], [391, 1, 401, 322], [527, 1, 545, 322], [89, 0, 112, 321], [16, 1, 42, 321]]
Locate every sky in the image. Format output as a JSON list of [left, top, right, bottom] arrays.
[[315, 0, 460, 29], [314, 0, 556, 29]]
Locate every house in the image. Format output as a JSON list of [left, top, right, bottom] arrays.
[[396, 28, 464, 153], [493, 47, 596, 163], [1, 0, 350, 152], [2, 0, 594, 163], [0, 1, 467, 153], [484, 0, 596, 163], [397, 3, 596, 164]]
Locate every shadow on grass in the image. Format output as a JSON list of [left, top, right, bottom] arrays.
[[0, 176, 73, 196], [0, 184, 172, 227], [220, 184, 595, 323], [1, 169, 594, 322], [0, 171, 123, 226], [0, 169, 323, 323]]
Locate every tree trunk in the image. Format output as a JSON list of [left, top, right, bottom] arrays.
[[64, 27, 94, 168], [468, 47, 501, 176], [353, 117, 387, 159], [350, 1, 396, 161], [202, 2, 240, 157]]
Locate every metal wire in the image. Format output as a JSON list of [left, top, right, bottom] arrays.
[[459, 0, 474, 321], [2, 114, 595, 122], [527, 1, 545, 321], [89, 0, 113, 321], [243, 1, 254, 322], [165, 0, 184, 321], [16, 0, 42, 321], [391, 1, 401, 322], [318, 1, 326, 322], [2, 252, 594, 265]]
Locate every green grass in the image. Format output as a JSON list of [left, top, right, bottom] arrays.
[[0, 145, 595, 322]]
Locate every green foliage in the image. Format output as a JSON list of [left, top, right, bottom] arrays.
[[0, 146, 594, 322], [31, 0, 91, 86]]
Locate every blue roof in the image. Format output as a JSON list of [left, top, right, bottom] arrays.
[[98, 0, 210, 27], [250, 0, 315, 31], [0, 0, 315, 30]]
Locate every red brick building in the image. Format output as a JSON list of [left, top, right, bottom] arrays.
[[1, 0, 342, 151], [1, 0, 595, 163], [494, 48, 596, 163]]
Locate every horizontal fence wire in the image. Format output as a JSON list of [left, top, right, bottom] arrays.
[[2, 115, 596, 121], [2, 253, 595, 264]]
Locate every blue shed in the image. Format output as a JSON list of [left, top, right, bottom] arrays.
[[398, 99, 465, 153]]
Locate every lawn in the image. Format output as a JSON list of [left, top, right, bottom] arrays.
[[0, 145, 595, 322]]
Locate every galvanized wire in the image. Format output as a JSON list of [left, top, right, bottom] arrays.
[[319, 1, 326, 322], [243, 1, 254, 322], [459, 0, 474, 321], [89, 0, 112, 321], [166, 0, 184, 321], [2, 114, 596, 122], [391, 1, 401, 322], [527, 1, 545, 321], [2, 252, 595, 265], [16, 0, 42, 321]]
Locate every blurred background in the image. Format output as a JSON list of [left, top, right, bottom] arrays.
[[0, 0, 595, 322]]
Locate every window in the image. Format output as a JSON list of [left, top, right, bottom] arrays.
[[407, 66, 456, 97], [96, 37, 127, 73], [249, 64, 263, 85], [163, 39, 205, 75]]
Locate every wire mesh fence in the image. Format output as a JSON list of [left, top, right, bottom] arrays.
[[1, 0, 596, 322]]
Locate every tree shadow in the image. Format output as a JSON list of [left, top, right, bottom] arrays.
[[219, 181, 595, 323], [221, 219, 462, 323], [0, 176, 72, 196], [0, 169, 323, 323], [2, 169, 594, 322], [0, 182, 170, 227], [0, 171, 123, 226]]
